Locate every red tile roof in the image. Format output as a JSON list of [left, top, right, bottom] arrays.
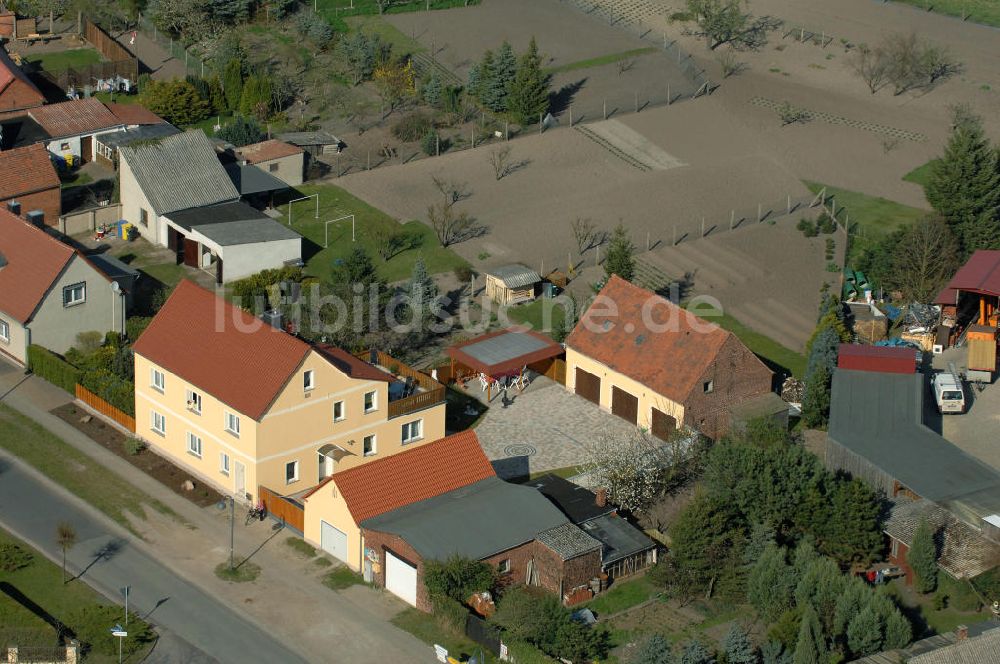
[[0, 45, 44, 108], [310, 431, 496, 523], [236, 139, 303, 164], [28, 98, 122, 138], [0, 208, 75, 323], [314, 345, 392, 383], [0, 143, 59, 198], [132, 280, 312, 420], [566, 275, 740, 402], [104, 103, 166, 126]]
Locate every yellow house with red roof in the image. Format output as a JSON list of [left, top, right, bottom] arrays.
[[132, 280, 446, 505]]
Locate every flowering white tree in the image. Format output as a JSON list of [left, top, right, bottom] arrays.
[[583, 427, 701, 513]]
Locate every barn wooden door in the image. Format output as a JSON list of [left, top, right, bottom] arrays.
[[651, 408, 677, 441], [611, 386, 638, 424], [575, 368, 601, 405], [183, 238, 199, 267]]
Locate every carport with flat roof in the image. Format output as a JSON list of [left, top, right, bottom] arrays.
[[447, 328, 564, 398]]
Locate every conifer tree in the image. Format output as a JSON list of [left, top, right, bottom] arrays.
[[605, 223, 636, 282], [908, 518, 938, 593], [508, 37, 550, 125]]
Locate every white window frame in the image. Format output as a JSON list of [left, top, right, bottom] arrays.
[[186, 389, 202, 414], [63, 282, 86, 307], [703, 380, 714, 394], [401, 419, 423, 445], [333, 400, 345, 422], [150, 410, 165, 436], [224, 411, 240, 437], [498, 559, 511, 574], [139, 208, 149, 227], [363, 434, 376, 457], [220, 452, 230, 476], [364, 390, 378, 414], [150, 368, 165, 393], [186, 432, 203, 458], [0, 319, 8, 343], [285, 460, 299, 484], [304, 369, 315, 392]]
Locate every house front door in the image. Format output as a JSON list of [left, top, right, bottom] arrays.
[[318, 453, 334, 482], [234, 461, 246, 500]]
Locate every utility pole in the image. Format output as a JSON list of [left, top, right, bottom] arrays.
[[229, 497, 235, 571]]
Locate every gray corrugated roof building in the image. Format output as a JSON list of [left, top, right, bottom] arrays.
[[536, 523, 602, 560], [855, 624, 1000, 664], [361, 476, 570, 561], [97, 123, 181, 150], [223, 162, 289, 195], [166, 201, 299, 247], [119, 130, 239, 215], [488, 264, 541, 289]]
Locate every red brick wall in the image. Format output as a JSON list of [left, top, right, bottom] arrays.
[[1, 186, 61, 227], [362, 528, 601, 612], [683, 335, 774, 439], [887, 536, 914, 586]]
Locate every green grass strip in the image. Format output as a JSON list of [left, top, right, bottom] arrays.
[[545, 47, 657, 75]]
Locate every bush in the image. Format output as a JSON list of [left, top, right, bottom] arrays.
[[27, 345, 81, 394], [490, 587, 609, 661], [505, 640, 552, 664], [453, 265, 473, 282], [392, 113, 433, 142], [230, 266, 304, 311], [216, 116, 265, 147], [80, 370, 135, 416], [430, 595, 469, 635], [817, 212, 838, 234], [421, 129, 440, 156], [797, 218, 818, 237], [424, 555, 497, 602], [0, 542, 33, 572], [123, 437, 146, 456], [126, 317, 153, 342]]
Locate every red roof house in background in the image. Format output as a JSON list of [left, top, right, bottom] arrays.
[[837, 344, 918, 375], [0, 143, 60, 223], [0, 45, 45, 118]]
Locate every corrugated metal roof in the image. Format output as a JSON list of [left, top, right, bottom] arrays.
[[361, 477, 569, 561], [580, 513, 657, 565], [883, 498, 999, 579], [941, 250, 1000, 298], [536, 522, 602, 560], [829, 369, 1000, 523], [28, 98, 122, 138], [97, 124, 180, 149], [855, 624, 1000, 664], [489, 264, 541, 289], [119, 130, 238, 215]]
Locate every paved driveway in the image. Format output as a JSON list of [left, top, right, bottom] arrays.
[[472, 377, 639, 478]]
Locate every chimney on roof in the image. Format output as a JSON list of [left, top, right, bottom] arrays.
[[956, 625, 968, 641], [261, 309, 283, 330], [6, 200, 20, 216], [595, 487, 607, 508], [0, 251, 6, 270]]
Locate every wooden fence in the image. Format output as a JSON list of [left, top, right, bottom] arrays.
[[529, 357, 566, 385], [259, 485, 304, 533], [83, 17, 133, 62], [75, 383, 134, 432], [356, 350, 447, 419]]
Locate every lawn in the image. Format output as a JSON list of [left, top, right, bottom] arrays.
[[545, 48, 658, 75], [278, 183, 469, 283], [805, 181, 927, 268], [25, 48, 102, 73], [185, 113, 233, 136], [322, 566, 365, 590], [59, 171, 93, 189], [317, 0, 479, 17], [391, 607, 496, 663], [585, 575, 657, 618], [903, 159, 939, 190], [691, 304, 807, 378], [0, 529, 155, 661], [506, 298, 567, 337], [0, 404, 175, 534], [890, 0, 1000, 27], [885, 576, 991, 637]]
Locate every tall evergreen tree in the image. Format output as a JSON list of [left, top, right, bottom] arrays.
[[422, 73, 443, 107], [792, 605, 823, 664], [908, 518, 939, 593], [760, 641, 791, 664], [507, 37, 550, 125], [800, 363, 831, 429], [223, 59, 243, 112], [846, 606, 883, 657], [468, 49, 494, 102], [679, 640, 714, 664], [482, 41, 517, 112], [605, 223, 636, 281], [340, 245, 380, 287], [722, 624, 757, 664], [632, 634, 674, 664], [407, 256, 438, 315], [833, 577, 870, 638], [925, 107, 1000, 254], [883, 608, 912, 650], [748, 544, 793, 622]]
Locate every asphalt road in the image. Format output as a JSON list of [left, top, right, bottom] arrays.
[[0, 452, 308, 664]]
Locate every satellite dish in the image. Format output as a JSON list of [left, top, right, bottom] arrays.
[[111, 281, 121, 293]]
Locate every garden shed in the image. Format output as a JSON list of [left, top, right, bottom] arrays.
[[485, 264, 541, 305]]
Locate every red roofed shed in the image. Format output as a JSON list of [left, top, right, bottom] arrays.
[[837, 344, 917, 375]]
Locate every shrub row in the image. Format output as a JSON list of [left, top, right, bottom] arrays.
[[27, 345, 81, 394], [80, 369, 135, 417]]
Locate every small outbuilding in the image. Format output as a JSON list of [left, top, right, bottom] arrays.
[[485, 264, 541, 305], [276, 130, 342, 156]]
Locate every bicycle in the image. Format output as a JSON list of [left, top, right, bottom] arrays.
[[245, 502, 266, 526]]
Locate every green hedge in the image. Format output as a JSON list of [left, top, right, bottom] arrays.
[[27, 345, 81, 394], [80, 370, 135, 416]]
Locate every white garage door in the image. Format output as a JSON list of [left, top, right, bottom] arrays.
[[385, 550, 418, 606], [320, 521, 348, 563]]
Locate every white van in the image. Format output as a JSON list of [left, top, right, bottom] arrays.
[[933, 365, 966, 414]]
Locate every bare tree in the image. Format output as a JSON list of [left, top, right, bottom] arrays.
[[488, 147, 513, 180], [850, 44, 890, 94], [717, 49, 746, 78], [56, 522, 77, 584], [918, 43, 962, 86], [428, 203, 477, 247], [888, 217, 961, 302], [684, 0, 781, 51], [570, 217, 596, 254], [368, 226, 404, 261], [430, 175, 471, 208], [616, 57, 637, 76]]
